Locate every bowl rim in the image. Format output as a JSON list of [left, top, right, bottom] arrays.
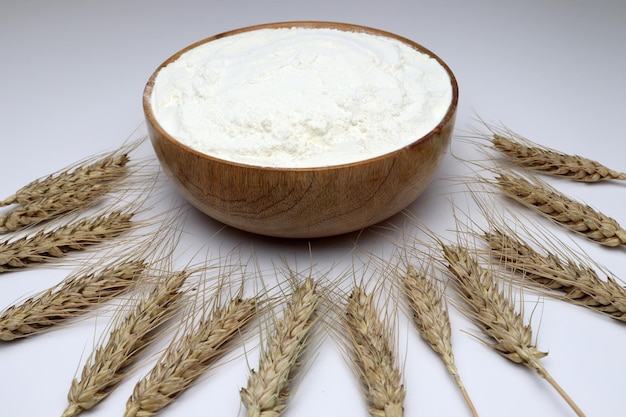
[[143, 20, 459, 172]]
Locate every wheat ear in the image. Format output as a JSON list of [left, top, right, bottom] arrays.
[[487, 126, 626, 182], [61, 269, 191, 417], [124, 294, 258, 417], [0, 182, 112, 234], [493, 171, 626, 247], [401, 264, 478, 417], [344, 286, 405, 417], [0, 145, 133, 207], [0, 210, 135, 272], [485, 228, 626, 321], [0, 259, 147, 341], [442, 243, 586, 417], [240, 277, 320, 417]]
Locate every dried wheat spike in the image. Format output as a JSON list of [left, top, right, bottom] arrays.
[[240, 277, 320, 417], [0, 210, 135, 272], [494, 171, 626, 247], [0, 182, 111, 234], [442, 243, 586, 417], [442, 243, 546, 363], [0, 150, 130, 207], [124, 296, 258, 417], [0, 259, 147, 341], [61, 269, 190, 417], [401, 265, 478, 417], [486, 228, 626, 321], [491, 132, 626, 182], [344, 286, 405, 417]]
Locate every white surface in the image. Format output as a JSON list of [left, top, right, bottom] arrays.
[[1, 1, 626, 416]]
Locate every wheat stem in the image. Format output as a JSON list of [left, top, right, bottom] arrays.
[[459, 384, 477, 417], [528, 356, 586, 417]]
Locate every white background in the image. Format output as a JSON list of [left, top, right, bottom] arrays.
[[2, 1, 626, 416]]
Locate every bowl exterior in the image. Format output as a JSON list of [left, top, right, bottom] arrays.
[[145, 21, 457, 238], [147, 115, 454, 238]]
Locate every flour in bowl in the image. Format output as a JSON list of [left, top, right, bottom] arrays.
[[150, 27, 453, 168]]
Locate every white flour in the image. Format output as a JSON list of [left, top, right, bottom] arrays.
[[151, 27, 452, 168]]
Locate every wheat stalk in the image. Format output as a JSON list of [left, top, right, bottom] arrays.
[[61, 269, 191, 417], [240, 277, 320, 417], [493, 171, 626, 247], [0, 145, 133, 207], [0, 259, 147, 341], [401, 264, 478, 417], [441, 243, 586, 417], [124, 294, 258, 417], [485, 125, 626, 182], [485, 227, 626, 321], [0, 210, 135, 272], [344, 285, 405, 417], [0, 182, 112, 234]]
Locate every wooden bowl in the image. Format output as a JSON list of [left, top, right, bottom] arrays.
[[144, 21, 458, 238]]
